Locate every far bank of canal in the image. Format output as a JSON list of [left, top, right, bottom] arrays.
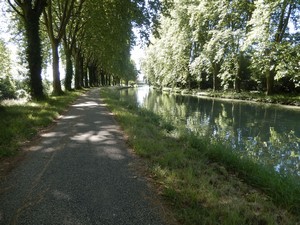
[[120, 86, 300, 177]]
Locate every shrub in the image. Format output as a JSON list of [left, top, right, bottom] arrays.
[[0, 76, 16, 100]]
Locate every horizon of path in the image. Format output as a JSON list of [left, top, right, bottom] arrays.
[[0, 88, 169, 225]]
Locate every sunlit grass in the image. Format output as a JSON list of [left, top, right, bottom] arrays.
[[100, 87, 300, 225], [0, 90, 84, 157]]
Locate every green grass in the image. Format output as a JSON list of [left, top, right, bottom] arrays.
[[100, 87, 300, 225], [0, 90, 84, 158]]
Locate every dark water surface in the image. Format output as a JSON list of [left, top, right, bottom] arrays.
[[119, 86, 300, 176]]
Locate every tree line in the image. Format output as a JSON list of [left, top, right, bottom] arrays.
[[141, 0, 300, 95], [1, 0, 162, 100]]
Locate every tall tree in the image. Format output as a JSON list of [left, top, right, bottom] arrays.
[[204, 0, 254, 92], [82, 0, 140, 83], [7, 0, 47, 100], [62, 0, 86, 91], [142, 0, 193, 89], [142, 0, 300, 94], [245, 0, 299, 95], [43, 0, 76, 95]]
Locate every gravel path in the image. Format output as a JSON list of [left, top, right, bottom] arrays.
[[0, 88, 168, 225]]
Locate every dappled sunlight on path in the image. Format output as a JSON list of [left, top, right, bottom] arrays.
[[0, 88, 167, 225]]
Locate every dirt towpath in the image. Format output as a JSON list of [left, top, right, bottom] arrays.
[[0, 88, 168, 225]]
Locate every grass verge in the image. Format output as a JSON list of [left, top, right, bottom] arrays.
[[101, 87, 300, 225], [0, 90, 84, 158]]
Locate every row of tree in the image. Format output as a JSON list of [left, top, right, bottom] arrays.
[[141, 0, 300, 95], [3, 0, 161, 100]]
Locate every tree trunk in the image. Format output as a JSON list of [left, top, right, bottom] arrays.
[[84, 64, 88, 88], [88, 64, 98, 87], [101, 70, 105, 86], [88, 66, 93, 87], [234, 54, 243, 93], [79, 55, 84, 87], [212, 63, 220, 91], [265, 2, 292, 95], [51, 39, 63, 95], [74, 51, 81, 89], [234, 66, 241, 93], [24, 12, 45, 100], [234, 76, 241, 93], [266, 68, 275, 95], [63, 40, 73, 91], [107, 74, 111, 86]]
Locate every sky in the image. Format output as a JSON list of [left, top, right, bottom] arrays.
[[0, 3, 22, 79], [130, 27, 146, 80], [131, 45, 144, 71], [131, 45, 144, 81]]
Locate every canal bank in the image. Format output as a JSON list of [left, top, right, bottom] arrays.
[[157, 86, 300, 107], [101, 87, 300, 225]]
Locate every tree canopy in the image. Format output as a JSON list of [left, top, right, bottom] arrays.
[[142, 0, 300, 95], [4, 0, 300, 97], [4, 0, 162, 98]]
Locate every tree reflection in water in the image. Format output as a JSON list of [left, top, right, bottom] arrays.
[[119, 87, 300, 176]]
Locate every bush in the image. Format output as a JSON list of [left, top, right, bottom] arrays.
[[0, 76, 16, 100]]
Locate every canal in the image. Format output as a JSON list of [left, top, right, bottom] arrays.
[[119, 86, 300, 177]]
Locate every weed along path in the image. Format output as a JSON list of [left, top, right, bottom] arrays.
[[0, 88, 168, 225]]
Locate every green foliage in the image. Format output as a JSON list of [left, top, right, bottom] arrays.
[[142, 6, 192, 88], [6, 0, 160, 93], [0, 39, 11, 77], [0, 39, 16, 100], [275, 43, 300, 88], [0, 76, 16, 100], [82, 0, 140, 82], [142, 0, 300, 94], [244, 0, 300, 92]]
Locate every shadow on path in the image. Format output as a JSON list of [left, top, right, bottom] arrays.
[[0, 88, 168, 225]]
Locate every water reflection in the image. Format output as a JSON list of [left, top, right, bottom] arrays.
[[120, 86, 300, 176]]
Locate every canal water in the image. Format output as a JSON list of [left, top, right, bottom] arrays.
[[119, 86, 300, 177]]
